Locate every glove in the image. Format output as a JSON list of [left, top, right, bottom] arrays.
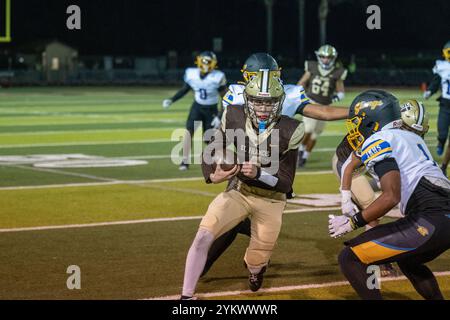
[[211, 116, 221, 129], [162, 99, 173, 109], [423, 91, 431, 100], [341, 190, 359, 217], [328, 214, 355, 238]]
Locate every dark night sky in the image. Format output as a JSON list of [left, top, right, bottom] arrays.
[[5, 0, 450, 58]]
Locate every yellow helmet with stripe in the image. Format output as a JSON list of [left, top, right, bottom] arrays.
[[443, 41, 450, 62], [195, 51, 218, 75]]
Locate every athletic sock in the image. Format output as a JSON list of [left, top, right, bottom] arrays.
[[182, 229, 214, 297], [302, 151, 310, 159]]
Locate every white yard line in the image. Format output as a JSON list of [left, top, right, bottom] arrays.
[[0, 206, 338, 233], [146, 271, 450, 300], [0, 170, 334, 191], [0, 139, 173, 148]]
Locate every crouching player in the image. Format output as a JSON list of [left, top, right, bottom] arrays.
[[329, 90, 450, 300]]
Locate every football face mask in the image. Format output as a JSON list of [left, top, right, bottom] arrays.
[[315, 45, 337, 70], [246, 96, 282, 129], [243, 70, 285, 132], [195, 52, 217, 75]]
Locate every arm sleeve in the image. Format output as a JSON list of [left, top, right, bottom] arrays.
[[427, 73, 441, 95], [272, 148, 298, 193], [170, 82, 191, 103], [294, 87, 311, 115], [201, 128, 226, 183], [373, 158, 399, 179]]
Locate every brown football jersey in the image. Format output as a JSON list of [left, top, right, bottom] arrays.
[[304, 61, 347, 105], [201, 105, 304, 193]]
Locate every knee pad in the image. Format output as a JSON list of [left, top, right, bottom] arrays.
[[192, 228, 215, 251]]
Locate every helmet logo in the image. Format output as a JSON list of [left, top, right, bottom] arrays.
[[354, 100, 383, 115]]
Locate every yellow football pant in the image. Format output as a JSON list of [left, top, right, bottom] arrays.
[[199, 189, 286, 270]]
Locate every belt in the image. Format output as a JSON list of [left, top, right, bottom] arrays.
[[233, 180, 286, 201]]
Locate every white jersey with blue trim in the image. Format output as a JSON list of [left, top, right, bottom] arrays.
[[184, 68, 226, 105], [281, 84, 311, 117], [432, 60, 450, 99], [222, 83, 310, 117], [360, 129, 447, 214]]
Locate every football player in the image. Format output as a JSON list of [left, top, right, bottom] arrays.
[[328, 90, 450, 300], [222, 52, 348, 124], [424, 41, 450, 166], [297, 44, 348, 167], [200, 53, 349, 278], [162, 51, 227, 170], [338, 99, 430, 220], [335, 99, 430, 278], [181, 70, 304, 299]]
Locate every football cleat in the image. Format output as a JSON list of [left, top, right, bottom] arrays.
[[286, 190, 296, 199], [179, 161, 189, 171], [380, 263, 401, 278], [248, 266, 266, 292], [437, 144, 444, 157], [297, 157, 307, 168], [180, 295, 198, 300]]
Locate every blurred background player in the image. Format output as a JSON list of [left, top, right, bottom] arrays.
[[423, 41, 450, 176], [201, 53, 348, 277], [297, 44, 348, 167], [162, 51, 227, 170]]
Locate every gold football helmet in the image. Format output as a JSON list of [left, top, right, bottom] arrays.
[[244, 70, 285, 131], [400, 99, 429, 137], [315, 44, 337, 70]]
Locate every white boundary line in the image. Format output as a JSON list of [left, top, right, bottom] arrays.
[[0, 170, 334, 191], [0, 206, 339, 233], [146, 271, 450, 300]]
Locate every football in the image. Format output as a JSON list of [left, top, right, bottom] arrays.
[[213, 149, 240, 171]]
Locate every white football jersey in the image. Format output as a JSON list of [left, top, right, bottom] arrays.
[[432, 60, 450, 99], [222, 83, 310, 117], [360, 129, 447, 214], [184, 68, 227, 105]]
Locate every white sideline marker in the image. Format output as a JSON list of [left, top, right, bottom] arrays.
[[146, 271, 450, 300], [0, 207, 339, 233]]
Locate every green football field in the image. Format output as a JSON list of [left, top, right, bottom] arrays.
[[0, 86, 449, 300]]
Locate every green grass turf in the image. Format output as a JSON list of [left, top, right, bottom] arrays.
[[0, 212, 449, 299], [0, 86, 447, 299]]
